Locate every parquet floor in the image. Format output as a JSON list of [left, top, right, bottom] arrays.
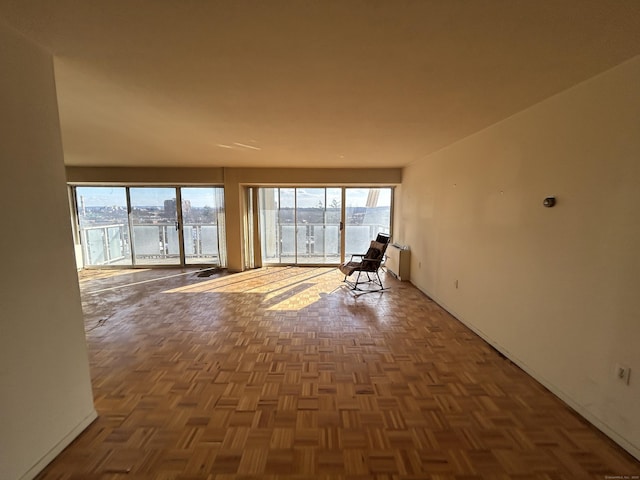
[[36, 267, 638, 479]]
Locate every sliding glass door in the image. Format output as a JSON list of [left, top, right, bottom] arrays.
[[296, 188, 341, 264], [74, 186, 226, 268], [75, 187, 132, 266], [258, 187, 391, 265], [344, 188, 392, 256], [259, 187, 343, 265], [129, 187, 181, 265], [181, 187, 225, 265]]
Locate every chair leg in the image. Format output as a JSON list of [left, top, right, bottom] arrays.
[[375, 270, 384, 289], [341, 267, 386, 293], [354, 271, 363, 289]]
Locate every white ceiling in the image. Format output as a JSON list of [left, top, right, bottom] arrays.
[[1, 1, 639, 168]]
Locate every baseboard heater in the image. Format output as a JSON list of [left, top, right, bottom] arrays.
[[385, 243, 410, 281]]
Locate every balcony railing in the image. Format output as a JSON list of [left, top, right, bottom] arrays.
[[262, 223, 389, 263], [82, 224, 129, 266], [80, 223, 220, 266], [81, 222, 387, 266]]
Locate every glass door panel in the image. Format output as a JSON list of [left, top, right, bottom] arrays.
[[259, 187, 343, 265], [258, 188, 279, 264], [181, 187, 224, 265], [259, 187, 295, 264], [295, 188, 341, 264], [130, 187, 181, 265], [75, 186, 132, 266], [344, 188, 392, 256], [243, 188, 256, 269], [278, 188, 296, 263], [325, 188, 342, 261]]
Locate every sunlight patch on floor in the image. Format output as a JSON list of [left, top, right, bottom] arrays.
[[164, 267, 344, 310]]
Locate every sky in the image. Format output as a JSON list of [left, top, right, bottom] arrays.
[[76, 187, 223, 208], [76, 187, 392, 209], [264, 188, 391, 209]]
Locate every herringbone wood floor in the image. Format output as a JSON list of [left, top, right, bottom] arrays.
[[36, 267, 638, 479]]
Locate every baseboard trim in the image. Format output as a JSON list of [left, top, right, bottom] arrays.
[[19, 409, 98, 480], [418, 286, 640, 462]]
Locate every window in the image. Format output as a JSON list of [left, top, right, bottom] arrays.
[[258, 187, 392, 265], [74, 186, 226, 267]]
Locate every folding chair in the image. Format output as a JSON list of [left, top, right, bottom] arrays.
[[338, 233, 391, 292]]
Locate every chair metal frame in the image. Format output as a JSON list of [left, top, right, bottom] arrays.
[[339, 233, 390, 293]]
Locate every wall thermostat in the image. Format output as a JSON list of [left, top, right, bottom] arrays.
[[543, 196, 556, 208]]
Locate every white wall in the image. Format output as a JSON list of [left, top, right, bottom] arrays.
[[0, 21, 97, 480], [398, 56, 640, 459]]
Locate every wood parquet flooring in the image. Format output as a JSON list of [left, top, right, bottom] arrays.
[[36, 267, 638, 479]]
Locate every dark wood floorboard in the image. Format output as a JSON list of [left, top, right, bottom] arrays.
[[35, 267, 639, 479]]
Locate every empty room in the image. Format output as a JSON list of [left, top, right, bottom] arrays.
[[1, 1, 639, 479]]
